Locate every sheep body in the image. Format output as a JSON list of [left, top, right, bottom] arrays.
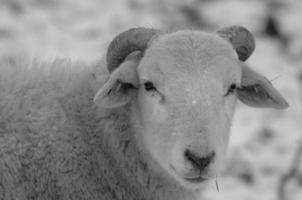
[[0, 26, 288, 200], [0, 58, 198, 200]]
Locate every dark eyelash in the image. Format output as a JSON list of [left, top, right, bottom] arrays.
[[144, 82, 156, 91], [225, 83, 237, 96]]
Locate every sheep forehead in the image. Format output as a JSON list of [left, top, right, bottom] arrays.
[[152, 30, 235, 59], [139, 30, 240, 91]]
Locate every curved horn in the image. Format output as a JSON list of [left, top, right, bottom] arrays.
[[217, 26, 255, 61], [106, 28, 160, 73]]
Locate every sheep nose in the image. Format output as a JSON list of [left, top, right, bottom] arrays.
[[184, 150, 215, 171]]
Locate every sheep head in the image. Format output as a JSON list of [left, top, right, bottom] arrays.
[[94, 26, 288, 189]]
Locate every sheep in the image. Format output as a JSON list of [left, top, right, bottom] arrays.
[[0, 26, 289, 200]]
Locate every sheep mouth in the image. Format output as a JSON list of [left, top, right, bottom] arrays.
[[183, 176, 208, 183], [169, 164, 208, 183]]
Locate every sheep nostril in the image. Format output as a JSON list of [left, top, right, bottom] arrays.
[[184, 150, 215, 171]]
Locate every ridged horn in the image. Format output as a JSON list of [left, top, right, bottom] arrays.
[[217, 26, 255, 61], [106, 28, 160, 73]]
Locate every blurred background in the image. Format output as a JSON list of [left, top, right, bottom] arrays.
[[0, 0, 301, 199]]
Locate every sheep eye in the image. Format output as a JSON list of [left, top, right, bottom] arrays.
[[225, 83, 237, 96], [144, 81, 156, 91]]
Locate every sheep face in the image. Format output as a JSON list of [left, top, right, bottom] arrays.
[[94, 29, 288, 189], [134, 31, 240, 188]]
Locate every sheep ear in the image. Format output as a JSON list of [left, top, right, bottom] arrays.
[[237, 64, 289, 109], [94, 52, 141, 109]]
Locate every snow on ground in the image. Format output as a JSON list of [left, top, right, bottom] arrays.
[[0, 0, 161, 60], [0, 0, 301, 199]]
